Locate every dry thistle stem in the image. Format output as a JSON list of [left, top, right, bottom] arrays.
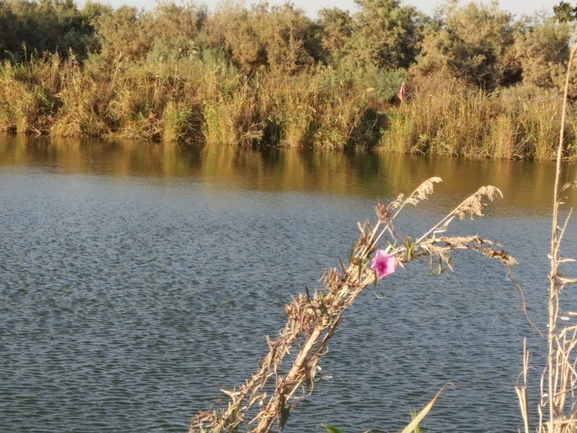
[[189, 177, 514, 433], [535, 23, 577, 433]]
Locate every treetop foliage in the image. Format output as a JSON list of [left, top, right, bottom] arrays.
[[0, 0, 576, 95]]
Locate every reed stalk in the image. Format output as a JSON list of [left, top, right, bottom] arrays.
[[516, 339, 531, 433], [537, 24, 577, 433]]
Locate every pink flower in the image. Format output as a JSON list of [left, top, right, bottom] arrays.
[[398, 82, 406, 101], [371, 249, 396, 280]]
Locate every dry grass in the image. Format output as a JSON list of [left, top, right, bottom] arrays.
[[1, 51, 575, 157], [379, 76, 574, 161], [538, 27, 577, 433], [189, 177, 514, 433], [512, 26, 577, 433]]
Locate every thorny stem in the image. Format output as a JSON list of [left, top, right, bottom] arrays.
[[190, 177, 514, 433], [254, 328, 324, 433]]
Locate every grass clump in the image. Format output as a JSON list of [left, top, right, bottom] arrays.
[[378, 75, 572, 161]]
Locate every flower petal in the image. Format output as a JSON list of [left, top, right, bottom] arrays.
[[371, 249, 396, 280]]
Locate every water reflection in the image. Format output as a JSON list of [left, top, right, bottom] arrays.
[[1, 134, 575, 214], [1, 134, 576, 433]]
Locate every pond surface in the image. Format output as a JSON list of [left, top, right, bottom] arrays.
[[1, 134, 576, 433]]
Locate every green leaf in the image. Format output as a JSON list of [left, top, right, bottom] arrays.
[[400, 382, 453, 433], [321, 425, 344, 433], [348, 239, 356, 262]]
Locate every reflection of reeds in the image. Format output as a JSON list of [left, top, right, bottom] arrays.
[[190, 177, 514, 433]]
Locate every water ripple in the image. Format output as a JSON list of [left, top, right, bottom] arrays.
[[0, 165, 574, 433]]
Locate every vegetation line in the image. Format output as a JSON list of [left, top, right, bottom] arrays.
[[1, 0, 577, 159]]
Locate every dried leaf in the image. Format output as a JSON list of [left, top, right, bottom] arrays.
[[559, 180, 577, 196], [221, 389, 240, 398]]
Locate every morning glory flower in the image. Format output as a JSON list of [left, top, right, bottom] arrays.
[[371, 249, 396, 280]]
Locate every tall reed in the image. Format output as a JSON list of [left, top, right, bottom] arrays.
[[2, 49, 576, 158], [379, 76, 573, 161], [0, 53, 62, 134], [539, 26, 577, 433], [512, 25, 577, 433]]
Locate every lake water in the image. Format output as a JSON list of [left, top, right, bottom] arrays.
[[1, 134, 576, 433]]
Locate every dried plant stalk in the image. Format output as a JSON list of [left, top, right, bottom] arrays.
[[516, 339, 530, 433], [536, 24, 577, 433], [190, 178, 513, 433]]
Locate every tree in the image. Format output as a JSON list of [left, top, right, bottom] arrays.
[[0, 0, 97, 61], [514, 16, 572, 91], [316, 7, 354, 66], [553, 1, 577, 22], [412, 0, 519, 89], [203, 2, 316, 75], [0, 2, 19, 55], [343, 0, 423, 70], [92, 5, 154, 64], [152, 0, 207, 40]]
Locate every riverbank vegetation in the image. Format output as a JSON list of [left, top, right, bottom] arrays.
[[1, 0, 577, 160]]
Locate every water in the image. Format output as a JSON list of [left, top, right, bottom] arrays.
[[1, 135, 576, 433]]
